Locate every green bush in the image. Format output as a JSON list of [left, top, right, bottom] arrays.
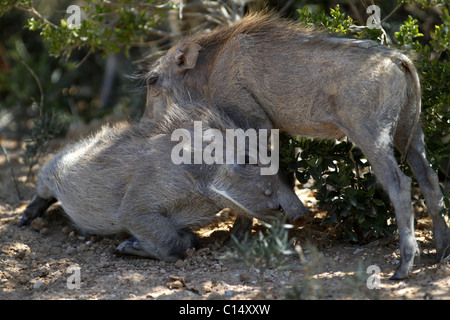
[[228, 215, 296, 286], [0, 0, 165, 57], [291, 137, 396, 242], [0, 1, 150, 177]]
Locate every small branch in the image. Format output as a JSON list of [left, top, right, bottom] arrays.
[[144, 27, 182, 40], [358, 0, 403, 25], [381, 3, 403, 24], [1, 143, 22, 202], [13, 5, 58, 29], [20, 59, 44, 115], [279, 0, 295, 16], [74, 47, 92, 69], [349, 147, 361, 190]]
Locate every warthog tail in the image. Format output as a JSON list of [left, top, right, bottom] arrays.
[[398, 54, 421, 164]]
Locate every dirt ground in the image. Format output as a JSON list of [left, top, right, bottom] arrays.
[[1, 128, 449, 300]]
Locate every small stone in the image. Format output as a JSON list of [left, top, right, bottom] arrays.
[[186, 247, 196, 257], [166, 275, 187, 289], [175, 260, 187, 269], [186, 280, 212, 295], [424, 292, 433, 300], [66, 246, 77, 255], [11, 243, 31, 260], [77, 244, 87, 253], [239, 273, 250, 282], [31, 217, 47, 232], [166, 280, 184, 289], [33, 280, 43, 289], [39, 227, 50, 236], [14, 251, 25, 260], [207, 292, 223, 300], [224, 290, 235, 297]]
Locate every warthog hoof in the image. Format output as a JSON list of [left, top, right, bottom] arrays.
[[115, 237, 147, 257]]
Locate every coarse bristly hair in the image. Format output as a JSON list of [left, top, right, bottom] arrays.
[[190, 12, 305, 46], [140, 12, 305, 69], [142, 100, 241, 136]]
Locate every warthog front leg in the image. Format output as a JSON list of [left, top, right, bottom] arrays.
[[20, 195, 57, 227], [229, 215, 254, 243], [117, 210, 199, 262]]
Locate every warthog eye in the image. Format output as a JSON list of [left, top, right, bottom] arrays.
[[145, 72, 159, 86]]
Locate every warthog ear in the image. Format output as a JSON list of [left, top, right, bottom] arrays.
[[175, 42, 202, 72]]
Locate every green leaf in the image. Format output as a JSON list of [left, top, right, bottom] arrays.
[[372, 199, 385, 207]]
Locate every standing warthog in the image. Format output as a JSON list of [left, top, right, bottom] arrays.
[[143, 13, 450, 279], [20, 102, 308, 262]]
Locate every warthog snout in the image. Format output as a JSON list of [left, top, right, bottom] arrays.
[[263, 186, 311, 225], [277, 202, 311, 226], [290, 206, 312, 226]]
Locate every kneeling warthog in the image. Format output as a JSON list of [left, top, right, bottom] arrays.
[[20, 102, 308, 262], [143, 13, 450, 279]]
